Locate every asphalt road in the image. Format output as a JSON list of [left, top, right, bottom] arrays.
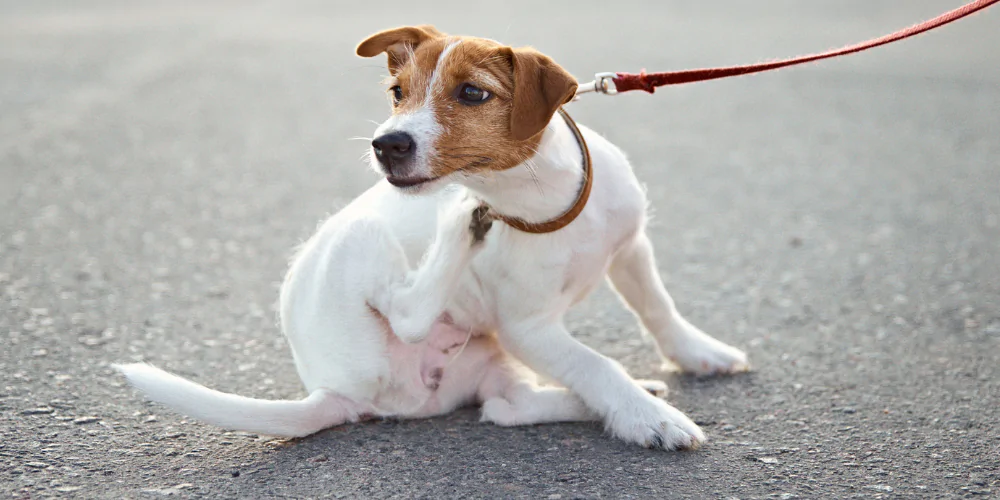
[[2, 1, 999, 498]]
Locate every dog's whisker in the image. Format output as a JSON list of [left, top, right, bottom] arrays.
[[444, 155, 494, 163], [523, 158, 544, 196], [442, 152, 491, 157]]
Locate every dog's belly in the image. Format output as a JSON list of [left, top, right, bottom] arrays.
[[374, 316, 496, 416], [383, 317, 472, 391]]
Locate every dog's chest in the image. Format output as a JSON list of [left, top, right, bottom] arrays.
[[445, 222, 619, 333]]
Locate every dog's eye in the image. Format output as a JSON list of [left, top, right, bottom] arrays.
[[389, 85, 403, 106], [456, 83, 491, 105]]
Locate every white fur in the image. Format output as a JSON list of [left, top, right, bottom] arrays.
[[426, 40, 460, 101], [116, 44, 749, 448], [370, 39, 459, 180], [113, 363, 362, 437], [372, 108, 440, 180]]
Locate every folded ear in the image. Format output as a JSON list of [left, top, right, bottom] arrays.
[[501, 47, 578, 141], [356, 25, 446, 74]]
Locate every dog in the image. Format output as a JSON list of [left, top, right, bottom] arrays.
[[116, 25, 749, 451]]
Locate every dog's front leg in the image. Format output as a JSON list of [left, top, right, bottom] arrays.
[[373, 198, 492, 344], [608, 233, 749, 375], [498, 318, 705, 450]]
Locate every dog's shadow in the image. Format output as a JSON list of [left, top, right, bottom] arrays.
[[236, 372, 754, 497]]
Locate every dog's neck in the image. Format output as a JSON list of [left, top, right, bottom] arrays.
[[459, 115, 584, 226]]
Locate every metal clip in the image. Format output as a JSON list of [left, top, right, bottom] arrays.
[[574, 72, 618, 99]]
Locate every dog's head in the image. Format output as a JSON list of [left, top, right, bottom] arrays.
[[357, 25, 577, 192]]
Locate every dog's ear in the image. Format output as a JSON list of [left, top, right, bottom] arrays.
[[501, 47, 578, 141], [356, 25, 446, 74]]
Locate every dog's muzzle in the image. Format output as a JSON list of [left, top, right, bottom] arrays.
[[372, 132, 415, 174]]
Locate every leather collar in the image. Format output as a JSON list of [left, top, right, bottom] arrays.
[[491, 108, 592, 234]]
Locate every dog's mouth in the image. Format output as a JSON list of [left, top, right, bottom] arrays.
[[386, 175, 437, 188], [384, 161, 493, 190]]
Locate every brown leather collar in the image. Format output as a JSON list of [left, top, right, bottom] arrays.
[[491, 108, 593, 234]]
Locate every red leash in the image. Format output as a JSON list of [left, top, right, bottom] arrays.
[[577, 0, 998, 96]]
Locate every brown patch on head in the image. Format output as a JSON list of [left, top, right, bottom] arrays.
[[425, 41, 577, 179], [357, 26, 578, 182], [356, 25, 446, 74], [502, 48, 579, 140]]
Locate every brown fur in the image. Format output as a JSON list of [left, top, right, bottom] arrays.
[[502, 47, 578, 141], [355, 25, 446, 74], [356, 26, 579, 180]]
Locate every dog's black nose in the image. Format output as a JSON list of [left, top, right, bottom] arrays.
[[372, 132, 415, 168]]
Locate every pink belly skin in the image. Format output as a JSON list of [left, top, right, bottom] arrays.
[[384, 316, 473, 391]]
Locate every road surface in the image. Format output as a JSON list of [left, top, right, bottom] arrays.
[[2, 1, 998, 498]]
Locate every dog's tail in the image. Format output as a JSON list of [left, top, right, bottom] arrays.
[[114, 363, 362, 438]]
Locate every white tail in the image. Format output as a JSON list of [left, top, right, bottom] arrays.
[[114, 363, 362, 438]]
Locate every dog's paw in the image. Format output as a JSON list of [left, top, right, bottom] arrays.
[[392, 325, 429, 344], [662, 319, 749, 376], [606, 395, 705, 451], [635, 379, 668, 398], [438, 196, 493, 248], [469, 204, 493, 244], [385, 309, 432, 344], [480, 397, 517, 426]]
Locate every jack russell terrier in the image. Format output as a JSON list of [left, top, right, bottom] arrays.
[[116, 25, 749, 451]]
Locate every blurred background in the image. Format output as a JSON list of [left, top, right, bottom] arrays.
[[2, 1, 998, 498]]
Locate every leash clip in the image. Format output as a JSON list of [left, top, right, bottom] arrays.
[[575, 72, 618, 99]]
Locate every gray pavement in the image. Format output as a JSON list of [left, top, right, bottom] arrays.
[[2, 1, 999, 498]]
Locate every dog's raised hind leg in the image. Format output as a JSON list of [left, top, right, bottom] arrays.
[[371, 197, 492, 344]]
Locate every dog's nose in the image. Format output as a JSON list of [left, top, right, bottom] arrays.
[[372, 132, 415, 167]]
